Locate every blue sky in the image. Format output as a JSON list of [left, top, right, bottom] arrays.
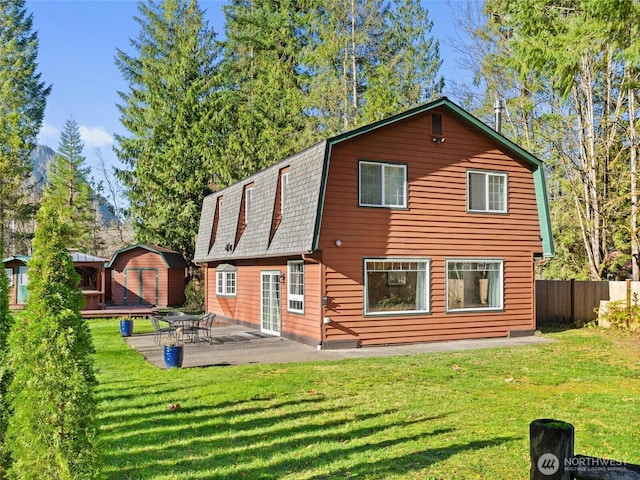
[[26, 0, 471, 182]]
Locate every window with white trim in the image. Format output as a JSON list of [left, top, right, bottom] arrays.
[[446, 259, 503, 311], [5, 268, 13, 287], [359, 161, 407, 208], [364, 259, 430, 315], [287, 260, 304, 313], [467, 170, 507, 213], [216, 271, 236, 296]]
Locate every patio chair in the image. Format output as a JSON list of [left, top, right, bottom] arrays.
[[182, 318, 200, 345], [151, 315, 175, 345], [197, 313, 216, 343]]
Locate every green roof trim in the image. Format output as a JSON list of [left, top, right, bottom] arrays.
[[2, 255, 30, 264], [312, 97, 554, 257]]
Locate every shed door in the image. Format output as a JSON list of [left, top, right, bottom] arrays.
[[124, 268, 158, 305], [260, 271, 281, 336], [17, 266, 28, 304]]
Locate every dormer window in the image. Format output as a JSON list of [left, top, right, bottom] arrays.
[[280, 171, 289, 215], [244, 186, 254, 224]]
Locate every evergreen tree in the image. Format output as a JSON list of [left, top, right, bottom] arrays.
[[115, 0, 221, 263], [219, 0, 444, 172], [5, 200, 98, 478], [304, 0, 389, 134], [477, 0, 640, 280], [47, 117, 95, 252], [0, 0, 50, 256], [217, 0, 314, 182], [362, 0, 443, 122], [0, 234, 13, 476]]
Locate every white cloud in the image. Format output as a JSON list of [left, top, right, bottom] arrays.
[[38, 121, 60, 144], [79, 125, 114, 149]]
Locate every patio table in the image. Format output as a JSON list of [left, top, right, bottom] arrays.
[[165, 315, 201, 344]]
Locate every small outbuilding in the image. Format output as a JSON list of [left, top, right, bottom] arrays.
[[3, 255, 30, 309], [69, 250, 109, 310], [107, 244, 187, 307], [4, 251, 109, 311]]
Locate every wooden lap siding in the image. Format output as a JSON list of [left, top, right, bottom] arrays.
[[318, 110, 542, 346], [167, 267, 186, 306], [206, 258, 322, 346]]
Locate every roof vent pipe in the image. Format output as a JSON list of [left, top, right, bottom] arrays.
[[494, 96, 502, 133]]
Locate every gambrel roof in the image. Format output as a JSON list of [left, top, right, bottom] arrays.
[[194, 141, 328, 262], [107, 244, 188, 269], [194, 97, 554, 263]]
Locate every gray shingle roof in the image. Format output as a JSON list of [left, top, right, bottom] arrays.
[[194, 141, 328, 262]]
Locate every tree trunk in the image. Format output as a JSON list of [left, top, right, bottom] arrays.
[[631, 80, 639, 280]]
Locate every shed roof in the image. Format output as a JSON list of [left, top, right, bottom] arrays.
[[68, 250, 108, 264], [2, 255, 30, 265], [194, 97, 554, 263], [4, 252, 108, 265], [106, 244, 188, 269]]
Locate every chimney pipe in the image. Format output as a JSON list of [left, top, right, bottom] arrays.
[[494, 96, 502, 133]]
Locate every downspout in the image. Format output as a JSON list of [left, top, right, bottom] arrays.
[[303, 252, 325, 349]]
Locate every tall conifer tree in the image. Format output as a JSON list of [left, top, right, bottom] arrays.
[[217, 0, 314, 182], [115, 0, 221, 262], [362, 0, 444, 122], [6, 199, 98, 478], [47, 117, 96, 252], [0, 0, 50, 256], [0, 234, 13, 476]]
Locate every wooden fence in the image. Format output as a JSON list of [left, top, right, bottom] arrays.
[[530, 419, 640, 479], [536, 280, 640, 326]]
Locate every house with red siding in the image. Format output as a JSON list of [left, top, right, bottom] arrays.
[[193, 98, 554, 349]]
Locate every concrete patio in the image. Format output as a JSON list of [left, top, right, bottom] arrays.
[[124, 322, 554, 369]]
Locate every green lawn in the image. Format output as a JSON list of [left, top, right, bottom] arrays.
[[93, 320, 640, 479]]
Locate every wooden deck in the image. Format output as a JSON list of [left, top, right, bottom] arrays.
[[81, 306, 158, 319]]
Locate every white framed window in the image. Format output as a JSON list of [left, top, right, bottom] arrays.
[[446, 259, 503, 311], [467, 170, 507, 213], [281, 171, 289, 215], [287, 260, 304, 313], [216, 271, 236, 296], [5, 268, 13, 287], [244, 186, 254, 224], [364, 259, 430, 315], [359, 161, 407, 208]]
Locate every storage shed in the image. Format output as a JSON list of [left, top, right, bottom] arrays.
[[107, 244, 187, 307]]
